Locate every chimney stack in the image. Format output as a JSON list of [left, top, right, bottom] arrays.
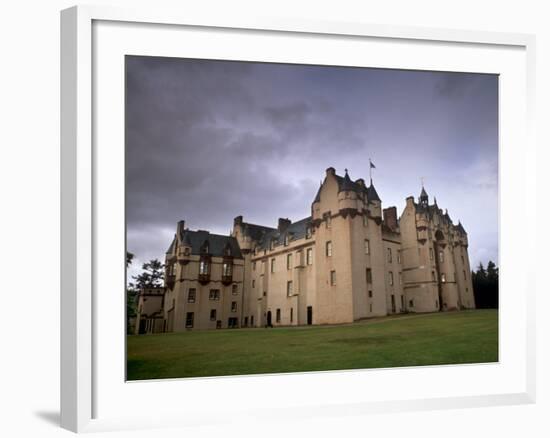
[[176, 220, 185, 236], [234, 215, 243, 227], [383, 207, 398, 231], [325, 167, 336, 176], [278, 218, 291, 233]]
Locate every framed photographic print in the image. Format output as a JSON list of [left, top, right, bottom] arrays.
[[61, 5, 536, 433]]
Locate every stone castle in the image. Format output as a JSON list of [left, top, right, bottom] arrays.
[[135, 167, 475, 334]]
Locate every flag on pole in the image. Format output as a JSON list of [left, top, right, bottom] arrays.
[[370, 160, 376, 169]]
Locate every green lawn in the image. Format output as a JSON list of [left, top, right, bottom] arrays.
[[127, 309, 498, 380]]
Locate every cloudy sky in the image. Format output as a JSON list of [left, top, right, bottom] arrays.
[[126, 56, 498, 280]]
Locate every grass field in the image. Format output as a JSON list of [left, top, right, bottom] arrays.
[[127, 309, 498, 380]]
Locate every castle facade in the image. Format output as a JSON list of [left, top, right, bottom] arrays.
[[135, 167, 475, 332]]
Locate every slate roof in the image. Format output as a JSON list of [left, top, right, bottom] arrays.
[[454, 222, 467, 235], [257, 216, 312, 250], [176, 229, 243, 258], [241, 222, 276, 242], [166, 236, 176, 254], [366, 182, 381, 202]]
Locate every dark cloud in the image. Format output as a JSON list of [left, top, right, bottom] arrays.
[[126, 56, 498, 276]]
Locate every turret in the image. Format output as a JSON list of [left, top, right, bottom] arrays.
[[367, 180, 382, 218], [419, 186, 429, 208]]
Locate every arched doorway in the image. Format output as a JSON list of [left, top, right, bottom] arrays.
[[266, 310, 272, 327]]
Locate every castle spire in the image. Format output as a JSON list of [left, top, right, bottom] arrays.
[[419, 179, 429, 207]]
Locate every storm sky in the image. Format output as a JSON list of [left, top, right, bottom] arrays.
[[126, 56, 498, 280]]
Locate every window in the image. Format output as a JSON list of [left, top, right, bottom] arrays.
[[185, 312, 194, 328], [287, 281, 293, 297], [330, 270, 336, 286], [441, 273, 446, 283], [172, 263, 178, 275], [210, 309, 216, 321], [284, 235, 289, 246], [199, 259, 210, 275], [369, 303, 373, 312], [297, 250, 304, 266], [364, 239, 370, 255], [270, 240, 275, 250], [290, 308, 294, 323], [389, 271, 394, 286], [244, 316, 248, 327], [231, 301, 237, 312], [216, 320, 222, 329], [429, 248, 434, 260], [209, 289, 220, 301], [326, 241, 332, 257], [387, 248, 392, 263], [461, 255, 465, 264], [397, 250, 401, 264], [276, 309, 281, 323], [400, 295, 404, 310], [222, 261, 233, 277], [409, 299, 414, 308], [251, 316, 254, 326], [232, 284, 238, 295], [368, 290, 373, 298], [187, 288, 196, 303], [439, 251, 444, 263], [271, 258, 275, 273], [306, 227, 312, 239], [325, 212, 332, 228], [252, 279, 255, 288], [431, 271, 436, 282], [253, 261, 256, 271], [463, 270, 467, 280], [287, 253, 292, 270], [399, 272, 403, 285], [366, 268, 372, 284], [307, 248, 313, 265]]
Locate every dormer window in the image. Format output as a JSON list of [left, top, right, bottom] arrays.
[[199, 259, 210, 275], [200, 240, 210, 254], [224, 243, 232, 256], [222, 261, 233, 277], [284, 235, 289, 246], [305, 227, 312, 239]]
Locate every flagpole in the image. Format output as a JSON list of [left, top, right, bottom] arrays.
[[369, 158, 372, 185]]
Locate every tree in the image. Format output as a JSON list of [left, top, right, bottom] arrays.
[[132, 259, 164, 288], [126, 252, 138, 334], [472, 260, 498, 309]]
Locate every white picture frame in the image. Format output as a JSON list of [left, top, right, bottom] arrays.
[[60, 5, 536, 433]]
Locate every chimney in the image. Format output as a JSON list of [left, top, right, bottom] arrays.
[[406, 196, 415, 207], [278, 218, 291, 233], [176, 220, 185, 236], [383, 207, 398, 230], [325, 167, 336, 176], [234, 215, 243, 227]]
